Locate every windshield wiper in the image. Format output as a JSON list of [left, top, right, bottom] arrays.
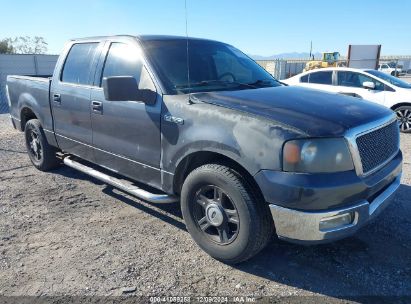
[[247, 79, 279, 87], [175, 80, 256, 89]]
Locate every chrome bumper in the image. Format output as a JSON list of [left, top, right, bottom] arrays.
[[269, 174, 402, 244]]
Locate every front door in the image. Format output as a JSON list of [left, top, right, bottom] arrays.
[[51, 42, 101, 162], [335, 71, 386, 104], [90, 41, 162, 189]]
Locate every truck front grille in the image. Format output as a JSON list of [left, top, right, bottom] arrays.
[[356, 120, 399, 174]]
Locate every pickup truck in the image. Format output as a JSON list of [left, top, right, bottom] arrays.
[[378, 62, 402, 76], [7, 35, 402, 264]]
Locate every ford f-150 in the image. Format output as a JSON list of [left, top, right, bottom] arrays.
[[7, 35, 402, 263]]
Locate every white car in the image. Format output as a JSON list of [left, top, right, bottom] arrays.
[[378, 63, 402, 76], [283, 67, 411, 132]]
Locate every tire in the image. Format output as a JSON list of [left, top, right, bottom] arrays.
[[24, 119, 61, 171], [180, 164, 274, 264], [394, 105, 411, 133]]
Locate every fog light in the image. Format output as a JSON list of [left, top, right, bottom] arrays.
[[319, 213, 354, 231]]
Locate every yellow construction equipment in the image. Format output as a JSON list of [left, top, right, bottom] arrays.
[[304, 52, 341, 71]]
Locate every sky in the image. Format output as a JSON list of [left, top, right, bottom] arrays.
[[1, 0, 411, 56]]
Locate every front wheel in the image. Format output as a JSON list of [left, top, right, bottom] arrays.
[[180, 164, 274, 264], [24, 119, 61, 171], [394, 106, 411, 133]]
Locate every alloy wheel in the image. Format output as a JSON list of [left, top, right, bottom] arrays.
[[396, 109, 411, 132], [193, 185, 240, 245], [28, 129, 42, 161]]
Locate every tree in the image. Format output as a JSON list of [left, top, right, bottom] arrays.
[[0, 36, 48, 54], [0, 38, 14, 54]]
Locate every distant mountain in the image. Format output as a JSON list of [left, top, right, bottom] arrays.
[[250, 52, 322, 60]]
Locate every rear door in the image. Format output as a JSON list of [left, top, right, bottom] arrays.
[[89, 39, 162, 188], [51, 41, 103, 162]]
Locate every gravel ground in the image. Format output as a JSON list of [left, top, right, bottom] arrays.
[[0, 114, 410, 302]]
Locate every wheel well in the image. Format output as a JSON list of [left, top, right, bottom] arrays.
[[173, 151, 264, 200], [20, 107, 37, 131], [391, 102, 411, 111]]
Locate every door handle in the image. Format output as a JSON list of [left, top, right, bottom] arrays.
[[53, 94, 61, 104], [91, 101, 103, 114]]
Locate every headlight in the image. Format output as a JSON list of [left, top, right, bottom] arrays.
[[283, 138, 354, 173]]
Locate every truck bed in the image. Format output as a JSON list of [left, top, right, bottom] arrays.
[[7, 75, 54, 134]]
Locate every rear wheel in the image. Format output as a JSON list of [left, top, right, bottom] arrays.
[[24, 119, 61, 171], [394, 106, 411, 133], [180, 164, 273, 264]]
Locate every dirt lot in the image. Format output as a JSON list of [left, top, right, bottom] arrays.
[[0, 113, 410, 301]]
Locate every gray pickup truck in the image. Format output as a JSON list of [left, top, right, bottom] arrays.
[[7, 35, 402, 263]]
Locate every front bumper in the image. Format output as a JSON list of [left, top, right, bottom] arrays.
[[269, 173, 401, 244]]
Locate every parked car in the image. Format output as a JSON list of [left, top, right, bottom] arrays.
[[7, 36, 402, 263], [283, 67, 411, 132], [378, 62, 402, 76]]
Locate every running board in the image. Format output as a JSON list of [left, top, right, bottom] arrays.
[[63, 156, 178, 204]]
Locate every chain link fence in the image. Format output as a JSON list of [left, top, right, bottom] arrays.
[[257, 56, 411, 80], [0, 54, 58, 114]]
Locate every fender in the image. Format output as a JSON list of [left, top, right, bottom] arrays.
[[13, 78, 58, 147], [160, 94, 301, 193]]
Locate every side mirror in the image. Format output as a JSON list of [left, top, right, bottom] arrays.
[[102, 76, 157, 105], [362, 81, 375, 90]]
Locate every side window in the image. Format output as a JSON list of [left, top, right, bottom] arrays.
[[338, 72, 384, 90], [61, 43, 98, 85], [101, 43, 155, 91], [306, 71, 332, 85], [300, 75, 309, 83], [337, 71, 360, 87], [357, 73, 385, 91]]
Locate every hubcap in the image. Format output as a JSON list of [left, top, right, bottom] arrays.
[[205, 204, 224, 227], [193, 185, 239, 245], [396, 109, 411, 132]]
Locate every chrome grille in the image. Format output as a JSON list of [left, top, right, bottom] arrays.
[[356, 121, 399, 174]]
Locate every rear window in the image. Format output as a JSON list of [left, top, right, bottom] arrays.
[[61, 43, 98, 85], [301, 71, 332, 85]]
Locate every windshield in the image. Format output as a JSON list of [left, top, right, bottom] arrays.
[[365, 70, 411, 89], [142, 39, 281, 94]]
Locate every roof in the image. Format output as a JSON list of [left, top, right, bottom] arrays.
[[301, 67, 372, 73], [70, 34, 220, 43]]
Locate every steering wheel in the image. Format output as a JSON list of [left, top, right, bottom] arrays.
[[218, 72, 236, 83]]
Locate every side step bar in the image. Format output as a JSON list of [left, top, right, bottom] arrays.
[[63, 156, 178, 204]]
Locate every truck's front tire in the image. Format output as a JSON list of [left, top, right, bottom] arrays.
[[24, 119, 60, 171], [394, 105, 411, 133], [180, 164, 273, 264]]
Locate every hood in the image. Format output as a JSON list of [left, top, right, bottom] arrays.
[[191, 86, 393, 137]]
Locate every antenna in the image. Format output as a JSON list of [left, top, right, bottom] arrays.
[[185, 0, 193, 104]]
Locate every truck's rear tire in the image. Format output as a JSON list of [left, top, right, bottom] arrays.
[[180, 164, 273, 264], [24, 119, 61, 171]]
